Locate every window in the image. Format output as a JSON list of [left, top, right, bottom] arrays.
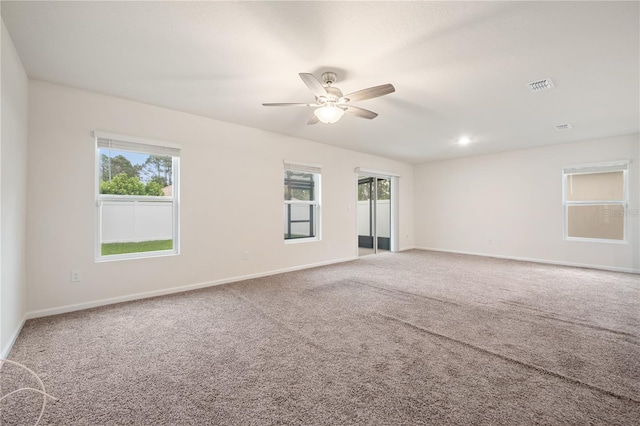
[[563, 161, 628, 242], [284, 161, 321, 241], [95, 131, 181, 260]]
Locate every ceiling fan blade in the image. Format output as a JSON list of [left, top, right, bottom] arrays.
[[262, 102, 317, 107], [299, 73, 328, 98], [307, 114, 319, 125], [344, 84, 395, 102], [343, 105, 378, 119]]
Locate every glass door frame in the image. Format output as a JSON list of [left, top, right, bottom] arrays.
[[357, 176, 379, 253], [355, 168, 399, 256]]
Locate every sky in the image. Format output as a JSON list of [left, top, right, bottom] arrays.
[[119, 151, 148, 165], [101, 148, 149, 165]]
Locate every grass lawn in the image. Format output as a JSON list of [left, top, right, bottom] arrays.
[[102, 239, 173, 256]]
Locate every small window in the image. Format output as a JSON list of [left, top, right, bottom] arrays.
[[563, 161, 628, 242], [95, 131, 181, 260], [284, 162, 321, 242]]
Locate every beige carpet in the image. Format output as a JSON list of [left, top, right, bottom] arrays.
[[2, 250, 639, 425]]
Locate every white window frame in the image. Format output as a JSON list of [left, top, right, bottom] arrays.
[[94, 131, 181, 261], [562, 160, 629, 244], [284, 161, 321, 244]]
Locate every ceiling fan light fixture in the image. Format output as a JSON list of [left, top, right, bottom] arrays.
[[314, 103, 344, 124], [263, 72, 394, 125]]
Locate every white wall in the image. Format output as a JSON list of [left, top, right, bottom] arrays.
[[414, 134, 640, 272], [26, 80, 414, 314], [1, 19, 29, 356]]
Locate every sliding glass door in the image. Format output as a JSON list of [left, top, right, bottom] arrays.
[[358, 175, 391, 256]]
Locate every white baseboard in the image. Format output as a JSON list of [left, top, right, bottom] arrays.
[[1, 314, 27, 359], [414, 247, 640, 274], [26, 256, 358, 320]]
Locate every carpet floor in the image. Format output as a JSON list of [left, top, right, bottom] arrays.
[[2, 250, 639, 425]]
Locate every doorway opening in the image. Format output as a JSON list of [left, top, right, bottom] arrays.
[[357, 175, 391, 256]]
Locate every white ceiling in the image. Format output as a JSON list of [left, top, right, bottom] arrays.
[[2, 1, 638, 164]]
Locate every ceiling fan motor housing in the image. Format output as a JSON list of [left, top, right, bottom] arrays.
[[321, 71, 338, 85]]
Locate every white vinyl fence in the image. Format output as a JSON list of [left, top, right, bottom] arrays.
[[101, 201, 173, 243], [358, 200, 390, 237], [102, 200, 388, 243], [284, 204, 317, 237]]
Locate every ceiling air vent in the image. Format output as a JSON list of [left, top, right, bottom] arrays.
[[555, 123, 573, 130], [527, 78, 554, 92]]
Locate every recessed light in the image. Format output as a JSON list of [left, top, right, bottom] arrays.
[[458, 136, 471, 145]]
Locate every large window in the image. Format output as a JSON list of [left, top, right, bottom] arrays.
[[284, 162, 321, 241], [95, 131, 180, 260], [563, 161, 628, 242]]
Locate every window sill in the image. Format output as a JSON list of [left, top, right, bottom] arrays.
[[96, 249, 179, 263], [564, 237, 628, 245], [284, 238, 321, 245]]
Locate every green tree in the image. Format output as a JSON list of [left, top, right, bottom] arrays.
[[101, 154, 140, 181], [140, 155, 172, 185], [358, 182, 370, 201], [144, 181, 164, 196], [149, 175, 168, 188], [377, 179, 390, 200], [100, 173, 146, 195], [358, 179, 390, 200]]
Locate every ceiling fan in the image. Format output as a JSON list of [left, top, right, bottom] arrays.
[[263, 72, 395, 125]]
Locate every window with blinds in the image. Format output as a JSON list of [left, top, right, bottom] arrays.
[[284, 161, 321, 242], [563, 161, 628, 242], [95, 131, 181, 260]]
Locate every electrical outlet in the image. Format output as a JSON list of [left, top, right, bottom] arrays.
[[242, 251, 249, 261], [71, 270, 81, 282]]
